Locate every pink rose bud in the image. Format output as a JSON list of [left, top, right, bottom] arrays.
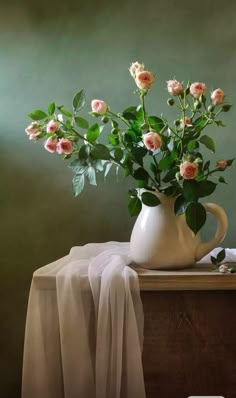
[[190, 82, 206, 98], [129, 62, 144, 78], [44, 137, 58, 153], [91, 99, 108, 115], [29, 132, 39, 140], [217, 160, 227, 169], [219, 264, 229, 273], [180, 161, 199, 180], [135, 70, 154, 90], [166, 80, 183, 96], [143, 131, 162, 151], [56, 138, 73, 155], [46, 120, 59, 133], [180, 117, 192, 129], [25, 122, 39, 135], [211, 88, 224, 105]]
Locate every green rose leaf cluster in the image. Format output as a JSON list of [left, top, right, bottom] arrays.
[[25, 62, 234, 234]]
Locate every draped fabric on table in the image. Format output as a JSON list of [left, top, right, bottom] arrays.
[[22, 242, 146, 398]]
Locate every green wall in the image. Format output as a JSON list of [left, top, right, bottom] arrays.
[[1, 0, 236, 396]]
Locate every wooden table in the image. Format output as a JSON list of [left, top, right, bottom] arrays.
[[34, 263, 236, 398], [138, 264, 236, 398]]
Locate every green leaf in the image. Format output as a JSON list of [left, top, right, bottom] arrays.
[[108, 134, 119, 146], [73, 89, 85, 112], [183, 180, 198, 201], [48, 102, 55, 115], [74, 117, 89, 129], [211, 256, 218, 266], [137, 180, 146, 188], [91, 144, 110, 160], [69, 159, 87, 174], [79, 145, 89, 160], [133, 167, 149, 182], [163, 167, 178, 183], [150, 162, 158, 174], [194, 116, 207, 129], [219, 176, 227, 184], [122, 106, 137, 121], [197, 180, 217, 197], [95, 160, 105, 171], [199, 135, 215, 152], [159, 153, 174, 171], [136, 107, 145, 123], [104, 162, 113, 178], [141, 192, 160, 207], [226, 158, 235, 166], [129, 188, 138, 197], [72, 174, 85, 196], [215, 120, 226, 127], [163, 185, 180, 197], [87, 166, 96, 186], [186, 202, 206, 234], [174, 195, 188, 215], [124, 130, 138, 143], [222, 104, 232, 112], [86, 123, 100, 142], [203, 160, 210, 171], [187, 140, 199, 153], [131, 147, 148, 165], [129, 121, 142, 136], [57, 106, 72, 117], [69, 158, 80, 168], [128, 196, 142, 217], [28, 109, 47, 120], [65, 119, 72, 129], [148, 116, 165, 132], [114, 148, 123, 162], [217, 249, 226, 263]]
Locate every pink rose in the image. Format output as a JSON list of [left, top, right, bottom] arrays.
[[190, 82, 206, 98], [25, 122, 39, 135], [219, 264, 229, 273], [167, 80, 183, 96], [56, 138, 73, 154], [217, 160, 227, 169], [143, 131, 162, 151], [46, 120, 59, 133], [180, 161, 199, 180], [91, 99, 108, 114], [44, 137, 58, 153], [135, 70, 154, 90], [180, 117, 192, 129], [129, 62, 144, 78], [211, 88, 224, 105]]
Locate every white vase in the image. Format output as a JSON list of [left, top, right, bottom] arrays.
[[130, 193, 228, 270]]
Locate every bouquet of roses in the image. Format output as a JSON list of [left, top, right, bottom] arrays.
[[25, 61, 234, 234]]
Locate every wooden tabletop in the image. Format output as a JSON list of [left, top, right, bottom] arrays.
[[137, 263, 236, 290], [33, 263, 236, 291]]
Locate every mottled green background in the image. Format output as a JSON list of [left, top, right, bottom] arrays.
[[0, 0, 236, 396]]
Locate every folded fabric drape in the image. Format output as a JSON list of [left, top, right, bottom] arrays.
[[22, 242, 146, 398]]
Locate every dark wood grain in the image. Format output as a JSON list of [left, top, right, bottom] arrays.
[[141, 291, 236, 398]]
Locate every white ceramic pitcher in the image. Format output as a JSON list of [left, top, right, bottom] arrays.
[[130, 193, 228, 270]]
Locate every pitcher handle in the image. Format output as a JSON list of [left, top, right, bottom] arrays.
[[195, 203, 228, 262]]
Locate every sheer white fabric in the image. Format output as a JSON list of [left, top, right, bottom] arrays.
[[22, 242, 146, 398]]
